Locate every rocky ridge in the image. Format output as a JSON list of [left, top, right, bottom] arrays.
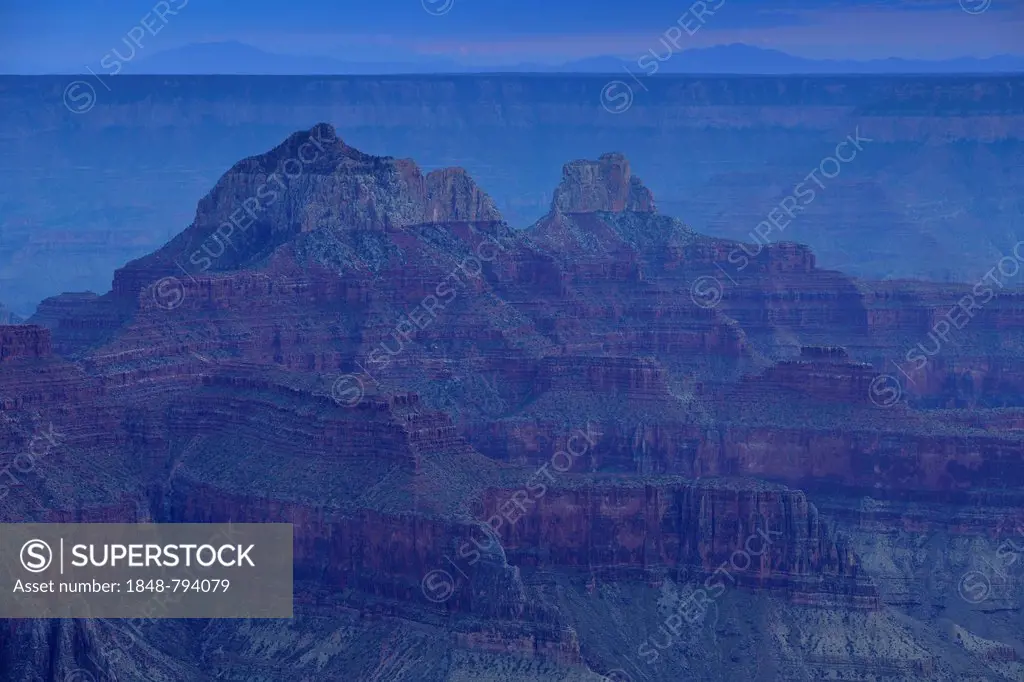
[[3, 124, 1023, 681]]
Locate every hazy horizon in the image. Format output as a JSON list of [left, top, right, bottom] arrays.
[[5, 41, 1024, 76], [3, 0, 1022, 74]]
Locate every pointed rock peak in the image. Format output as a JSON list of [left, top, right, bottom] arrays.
[[235, 124, 499, 224], [110, 125, 510, 298], [245, 122, 352, 170], [279, 121, 338, 146], [287, 122, 341, 151], [551, 153, 656, 214], [308, 121, 337, 142]]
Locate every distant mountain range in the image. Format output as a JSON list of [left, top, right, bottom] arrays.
[[36, 41, 1024, 75], [118, 41, 464, 76], [560, 44, 1024, 75]]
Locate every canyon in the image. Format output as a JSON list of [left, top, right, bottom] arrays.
[[1, 124, 1022, 681]]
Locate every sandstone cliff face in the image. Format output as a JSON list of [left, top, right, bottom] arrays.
[[0, 325, 51, 363], [7, 128, 1024, 680], [478, 483, 875, 609], [741, 353, 879, 405], [551, 154, 656, 214]]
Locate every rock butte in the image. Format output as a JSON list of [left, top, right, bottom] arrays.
[[2, 124, 1023, 680]]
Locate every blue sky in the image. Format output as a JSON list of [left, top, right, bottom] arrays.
[[1, 0, 1021, 71]]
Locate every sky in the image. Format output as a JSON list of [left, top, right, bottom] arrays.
[[1, 0, 1022, 72]]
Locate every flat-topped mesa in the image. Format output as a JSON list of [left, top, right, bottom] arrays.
[[763, 241, 816, 272], [551, 153, 656, 214], [0, 325, 52, 363], [745, 353, 879, 404]]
